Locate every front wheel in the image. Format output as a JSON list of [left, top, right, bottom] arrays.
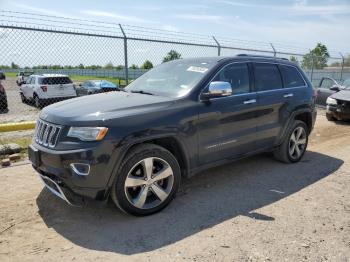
[[34, 95, 43, 109], [111, 144, 181, 216], [274, 120, 308, 163]]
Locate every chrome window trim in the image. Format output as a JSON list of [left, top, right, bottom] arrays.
[[199, 60, 309, 102], [199, 61, 251, 101]]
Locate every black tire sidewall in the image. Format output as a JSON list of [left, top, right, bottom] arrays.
[[112, 145, 181, 216], [286, 121, 308, 163]]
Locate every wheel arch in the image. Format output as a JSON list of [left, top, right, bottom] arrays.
[[105, 135, 190, 199], [276, 108, 314, 146]]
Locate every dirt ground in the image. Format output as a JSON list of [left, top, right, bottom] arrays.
[[0, 110, 350, 262]]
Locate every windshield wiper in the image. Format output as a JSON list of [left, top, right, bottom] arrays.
[[130, 90, 155, 96]]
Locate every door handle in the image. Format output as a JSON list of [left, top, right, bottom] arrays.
[[243, 99, 256, 105], [283, 93, 294, 98]]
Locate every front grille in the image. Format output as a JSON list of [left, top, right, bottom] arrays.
[[34, 119, 62, 148]]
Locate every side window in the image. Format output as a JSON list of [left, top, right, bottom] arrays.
[[26, 77, 32, 84], [254, 63, 283, 91], [279, 65, 305, 88], [212, 63, 250, 95], [320, 79, 333, 89]]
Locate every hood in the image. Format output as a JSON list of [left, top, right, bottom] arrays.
[[330, 89, 350, 102], [41, 91, 175, 124]]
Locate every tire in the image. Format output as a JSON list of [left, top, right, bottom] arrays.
[[34, 95, 43, 109], [274, 120, 309, 163], [20, 93, 27, 103], [326, 113, 337, 121], [111, 144, 181, 216]]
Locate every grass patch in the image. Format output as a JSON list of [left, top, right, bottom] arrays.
[[4, 72, 128, 86], [69, 75, 127, 86]]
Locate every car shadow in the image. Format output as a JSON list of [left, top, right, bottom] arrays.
[[36, 151, 343, 255]]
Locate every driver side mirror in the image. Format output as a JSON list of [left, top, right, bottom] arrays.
[[201, 81, 232, 100], [330, 85, 340, 91]]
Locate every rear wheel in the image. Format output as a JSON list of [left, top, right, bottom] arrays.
[[111, 144, 181, 216], [274, 120, 308, 163]]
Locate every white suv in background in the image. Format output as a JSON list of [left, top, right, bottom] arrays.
[[20, 74, 77, 108]]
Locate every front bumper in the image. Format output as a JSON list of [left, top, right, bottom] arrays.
[[327, 104, 350, 120], [29, 142, 119, 203]]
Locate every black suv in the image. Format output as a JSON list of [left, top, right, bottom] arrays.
[[29, 55, 317, 216]]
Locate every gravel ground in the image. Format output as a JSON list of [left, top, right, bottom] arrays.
[[0, 77, 40, 123], [0, 111, 350, 262]]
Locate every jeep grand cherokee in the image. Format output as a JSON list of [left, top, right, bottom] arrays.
[[28, 55, 317, 216]]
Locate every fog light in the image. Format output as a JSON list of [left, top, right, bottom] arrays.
[[70, 163, 90, 176]]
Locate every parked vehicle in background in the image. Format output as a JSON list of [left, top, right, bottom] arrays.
[[0, 70, 5, 81], [20, 74, 77, 108], [316, 77, 345, 106], [0, 73, 7, 111], [16, 71, 34, 86], [326, 78, 350, 121], [76, 80, 120, 96], [28, 55, 316, 216]]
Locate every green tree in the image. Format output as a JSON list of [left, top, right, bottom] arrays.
[[104, 62, 114, 69], [302, 43, 330, 69], [129, 64, 139, 69], [115, 65, 124, 70], [11, 62, 19, 69], [78, 63, 85, 69], [290, 56, 299, 64], [141, 60, 153, 69], [162, 50, 182, 63]]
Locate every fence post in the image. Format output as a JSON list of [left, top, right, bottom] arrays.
[[310, 50, 314, 83], [340, 52, 345, 81], [119, 24, 129, 85], [270, 43, 276, 57], [212, 36, 221, 56]]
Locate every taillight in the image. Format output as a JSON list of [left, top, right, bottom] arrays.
[[40, 85, 48, 92]]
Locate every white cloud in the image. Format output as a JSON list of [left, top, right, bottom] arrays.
[[173, 14, 225, 22], [80, 10, 150, 23], [161, 25, 180, 32], [214, 0, 350, 16]]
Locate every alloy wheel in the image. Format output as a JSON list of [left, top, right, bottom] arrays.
[[288, 126, 307, 160], [124, 157, 174, 210]]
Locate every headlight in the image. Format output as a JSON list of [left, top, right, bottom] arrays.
[[326, 97, 337, 105], [67, 127, 108, 141]]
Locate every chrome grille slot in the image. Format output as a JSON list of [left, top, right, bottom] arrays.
[[34, 119, 61, 148]]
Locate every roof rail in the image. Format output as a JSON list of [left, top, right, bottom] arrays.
[[236, 54, 289, 61]]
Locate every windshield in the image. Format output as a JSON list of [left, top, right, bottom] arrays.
[[342, 79, 350, 89], [125, 60, 216, 98]]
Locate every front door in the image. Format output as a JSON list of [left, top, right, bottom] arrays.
[[197, 62, 258, 164]]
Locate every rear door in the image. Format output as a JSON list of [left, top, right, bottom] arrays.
[[316, 78, 337, 106], [42, 77, 76, 98], [254, 62, 287, 149], [197, 62, 258, 164]]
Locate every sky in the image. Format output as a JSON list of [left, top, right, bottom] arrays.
[[0, 0, 349, 66]]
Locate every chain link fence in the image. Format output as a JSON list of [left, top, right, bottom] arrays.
[[0, 10, 349, 124]]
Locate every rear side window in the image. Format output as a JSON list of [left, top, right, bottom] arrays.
[[40, 77, 72, 85], [279, 65, 305, 88], [213, 63, 250, 95], [254, 63, 282, 91]]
